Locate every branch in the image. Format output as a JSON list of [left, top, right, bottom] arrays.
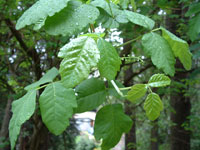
[[4, 19, 28, 51], [124, 64, 153, 85]]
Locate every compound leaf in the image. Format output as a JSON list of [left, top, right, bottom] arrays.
[[148, 74, 171, 87], [124, 10, 155, 30], [58, 36, 100, 88], [127, 84, 147, 103], [144, 93, 163, 121], [39, 82, 77, 135], [44, 1, 99, 36], [94, 104, 133, 150], [75, 78, 106, 113], [142, 32, 175, 76], [97, 38, 121, 80], [16, 0, 70, 30], [161, 27, 192, 70], [25, 67, 59, 91], [9, 90, 37, 150]]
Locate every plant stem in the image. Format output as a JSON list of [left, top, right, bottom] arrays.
[[119, 87, 132, 90], [36, 83, 49, 90], [117, 35, 142, 48], [116, 27, 161, 48], [111, 80, 124, 97]]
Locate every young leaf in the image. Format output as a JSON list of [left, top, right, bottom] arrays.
[[94, 104, 133, 150], [9, 90, 37, 150], [44, 1, 99, 36], [58, 36, 100, 88], [25, 67, 59, 91], [148, 74, 171, 87], [161, 27, 192, 70], [75, 78, 106, 113], [97, 38, 121, 80], [144, 93, 163, 121], [16, 0, 70, 30], [142, 32, 175, 76], [39, 82, 77, 135], [124, 10, 155, 30], [127, 84, 147, 103]]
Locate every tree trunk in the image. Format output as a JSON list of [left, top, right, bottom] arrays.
[[123, 39, 137, 150], [166, 2, 191, 150], [170, 62, 191, 150], [150, 120, 158, 150]]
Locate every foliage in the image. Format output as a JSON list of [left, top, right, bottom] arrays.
[[7, 0, 193, 149]]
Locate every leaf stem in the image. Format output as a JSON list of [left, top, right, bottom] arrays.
[[116, 27, 161, 48], [151, 27, 161, 32], [36, 83, 49, 90], [117, 35, 142, 48], [119, 87, 132, 90], [111, 80, 124, 97]]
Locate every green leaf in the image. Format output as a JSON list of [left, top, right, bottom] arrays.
[[25, 67, 59, 91], [16, 0, 70, 30], [9, 90, 37, 150], [92, 0, 129, 25], [187, 13, 200, 41], [144, 93, 163, 121], [148, 74, 171, 87], [161, 27, 192, 70], [124, 10, 155, 30], [58, 36, 100, 88], [142, 32, 175, 76], [39, 82, 77, 135], [120, 0, 129, 9], [94, 104, 133, 150], [127, 84, 147, 103], [44, 1, 99, 36], [97, 38, 121, 80], [75, 78, 106, 113], [185, 2, 200, 17], [91, 0, 120, 16], [96, 9, 120, 28]]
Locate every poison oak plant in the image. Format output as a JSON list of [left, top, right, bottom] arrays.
[[9, 0, 192, 149]]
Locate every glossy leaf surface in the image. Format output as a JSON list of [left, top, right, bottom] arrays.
[[25, 67, 59, 91], [58, 36, 100, 88], [45, 1, 99, 36], [39, 82, 77, 135], [124, 10, 155, 30], [94, 104, 133, 150], [142, 32, 175, 76], [144, 93, 163, 121], [16, 0, 70, 30], [97, 38, 121, 80], [75, 78, 106, 113], [127, 84, 147, 103], [9, 90, 37, 150], [161, 27, 192, 70], [148, 74, 171, 87]]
